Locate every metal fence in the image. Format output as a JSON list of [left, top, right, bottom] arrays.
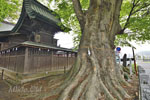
[[138, 66, 150, 100]]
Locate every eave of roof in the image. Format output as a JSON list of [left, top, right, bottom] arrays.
[[21, 41, 76, 52], [0, 0, 70, 37], [0, 31, 12, 37], [12, 5, 27, 33], [24, 0, 70, 32], [0, 41, 77, 53], [2, 21, 15, 26]]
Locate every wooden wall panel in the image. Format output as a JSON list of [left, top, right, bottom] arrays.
[[0, 47, 76, 74]]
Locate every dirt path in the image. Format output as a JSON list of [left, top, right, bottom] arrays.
[[0, 74, 139, 100], [0, 74, 65, 100], [124, 75, 139, 100], [0, 77, 20, 100]]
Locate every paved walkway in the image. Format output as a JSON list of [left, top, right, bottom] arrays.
[[137, 60, 150, 67], [138, 60, 150, 100]]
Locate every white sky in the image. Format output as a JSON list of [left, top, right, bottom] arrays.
[[116, 41, 150, 58], [54, 32, 74, 48], [55, 33, 150, 58]]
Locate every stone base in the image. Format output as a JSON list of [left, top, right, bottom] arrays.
[[0, 67, 67, 84]]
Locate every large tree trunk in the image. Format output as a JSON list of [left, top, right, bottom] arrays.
[[56, 0, 131, 100]]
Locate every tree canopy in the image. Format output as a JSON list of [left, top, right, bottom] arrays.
[[117, 0, 150, 45], [44, 0, 150, 47], [0, 0, 20, 23]]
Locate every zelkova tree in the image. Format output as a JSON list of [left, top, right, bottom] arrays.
[[51, 0, 131, 100]]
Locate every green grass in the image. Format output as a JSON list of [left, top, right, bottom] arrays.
[[143, 62, 150, 63], [132, 64, 138, 74]]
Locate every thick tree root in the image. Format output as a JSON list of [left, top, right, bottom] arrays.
[[53, 0, 130, 99], [55, 50, 131, 100]]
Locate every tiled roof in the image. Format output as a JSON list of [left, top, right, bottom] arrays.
[[0, 0, 70, 37], [21, 41, 76, 52], [0, 41, 77, 53], [24, 0, 61, 26]]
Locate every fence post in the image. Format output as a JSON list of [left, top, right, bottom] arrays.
[[51, 50, 54, 70], [24, 47, 29, 73], [67, 52, 69, 69], [129, 58, 132, 76], [1, 69, 4, 80], [64, 66, 66, 73], [122, 54, 127, 67], [132, 47, 138, 76], [138, 66, 142, 100]]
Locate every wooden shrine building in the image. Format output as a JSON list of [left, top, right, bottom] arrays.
[[0, 0, 76, 74]]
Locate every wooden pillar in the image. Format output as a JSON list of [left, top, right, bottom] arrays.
[[67, 52, 69, 69], [57, 54, 61, 70], [64, 53, 66, 73], [3, 51, 6, 68], [75, 52, 77, 57], [0, 52, 1, 67], [132, 47, 138, 76], [24, 47, 29, 74], [51, 50, 54, 70], [3, 52, 5, 68], [34, 49, 37, 72], [14, 49, 18, 72], [38, 48, 41, 72], [8, 50, 10, 70], [1, 69, 4, 80], [0, 43, 1, 51]]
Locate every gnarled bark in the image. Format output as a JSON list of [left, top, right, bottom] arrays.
[[48, 0, 131, 100]]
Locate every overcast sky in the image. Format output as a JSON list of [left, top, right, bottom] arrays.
[[54, 32, 74, 48], [120, 42, 150, 57], [55, 32, 150, 58]]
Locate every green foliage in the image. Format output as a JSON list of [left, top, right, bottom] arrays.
[[80, 0, 90, 10], [55, 0, 89, 49], [123, 67, 130, 74], [132, 64, 138, 74], [51, 0, 150, 48], [124, 72, 129, 80], [40, 0, 89, 49], [117, 0, 150, 46], [0, 0, 21, 23]]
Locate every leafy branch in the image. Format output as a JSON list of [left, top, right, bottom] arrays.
[[119, 0, 139, 34], [131, 3, 150, 15]]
